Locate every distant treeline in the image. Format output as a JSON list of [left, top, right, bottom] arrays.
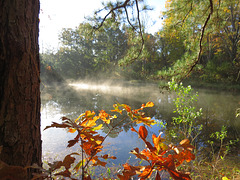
[[40, 0, 240, 84]]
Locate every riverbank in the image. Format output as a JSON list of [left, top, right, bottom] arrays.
[[182, 79, 240, 93]]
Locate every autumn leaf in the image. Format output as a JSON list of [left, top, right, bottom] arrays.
[[156, 171, 161, 180], [152, 134, 167, 152], [146, 102, 154, 107], [62, 116, 71, 121], [91, 124, 103, 131], [135, 116, 156, 126], [130, 148, 148, 161], [67, 139, 79, 148], [54, 169, 71, 177], [139, 126, 148, 140], [86, 119, 97, 127], [74, 160, 85, 172], [101, 154, 108, 159], [91, 157, 107, 167], [180, 139, 190, 145], [85, 110, 95, 119], [109, 156, 117, 159], [111, 103, 123, 114], [68, 128, 76, 133], [131, 127, 138, 133], [99, 110, 109, 119], [138, 165, 153, 178], [75, 113, 85, 122], [44, 122, 71, 130], [62, 155, 75, 170], [168, 169, 191, 180], [83, 175, 92, 180]]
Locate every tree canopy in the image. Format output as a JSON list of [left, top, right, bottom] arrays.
[[40, 0, 240, 84]]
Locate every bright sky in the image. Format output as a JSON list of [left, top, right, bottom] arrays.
[[39, 0, 166, 52]]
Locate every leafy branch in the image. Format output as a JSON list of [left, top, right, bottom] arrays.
[[31, 102, 195, 179]]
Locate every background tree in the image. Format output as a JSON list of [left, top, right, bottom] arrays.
[[157, 0, 240, 83], [0, 0, 41, 178]]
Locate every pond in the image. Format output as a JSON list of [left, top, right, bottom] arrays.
[[40, 81, 240, 171]]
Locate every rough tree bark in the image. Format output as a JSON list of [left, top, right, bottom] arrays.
[[0, 0, 41, 178]]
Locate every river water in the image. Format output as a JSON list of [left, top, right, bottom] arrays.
[[40, 81, 240, 168]]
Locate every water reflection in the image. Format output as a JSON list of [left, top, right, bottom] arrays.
[[41, 82, 240, 164]]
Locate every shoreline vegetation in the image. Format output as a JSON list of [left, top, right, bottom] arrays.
[[38, 79, 240, 179]]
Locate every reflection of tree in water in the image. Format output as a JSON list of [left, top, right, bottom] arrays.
[[157, 89, 240, 156], [41, 83, 240, 156]]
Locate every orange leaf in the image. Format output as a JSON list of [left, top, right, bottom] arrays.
[[124, 105, 131, 112], [146, 102, 154, 107], [139, 165, 153, 178], [131, 127, 137, 133], [139, 126, 148, 140], [180, 139, 190, 146], [109, 156, 117, 159], [85, 110, 95, 118], [68, 128, 76, 133], [168, 169, 191, 180], [99, 110, 109, 119]]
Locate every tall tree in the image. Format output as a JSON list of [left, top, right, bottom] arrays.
[[0, 0, 41, 178]]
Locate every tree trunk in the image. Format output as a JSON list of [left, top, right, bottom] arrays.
[[0, 0, 41, 178]]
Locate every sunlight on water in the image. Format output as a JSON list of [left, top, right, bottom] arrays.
[[68, 81, 161, 99]]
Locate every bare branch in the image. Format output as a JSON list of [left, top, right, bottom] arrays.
[[130, 0, 144, 62], [124, 6, 137, 31], [93, 0, 131, 30]]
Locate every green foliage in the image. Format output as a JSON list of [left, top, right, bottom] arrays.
[[201, 60, 236, 82], [203, 126, 240, 180], [155, 0, 240, 83], [168, 79, 202, 143]]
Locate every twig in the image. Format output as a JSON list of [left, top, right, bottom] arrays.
[[93, 0, 131, 30]]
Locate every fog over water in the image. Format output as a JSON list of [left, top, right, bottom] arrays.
[[41, 81, 240, 171]]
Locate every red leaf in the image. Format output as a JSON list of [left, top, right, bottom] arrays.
[[131, 127, 137, 132], [156, 171, 161, 180], [54, 169, 71, 177], [67, 139, 79, 148], [62, 155, 75, 170], [139, 165, 153, 178], [101, 154, 108, 159], [168, 169, 191, 180], [83, 175, 92, 180], [139, 126, 148, 140]]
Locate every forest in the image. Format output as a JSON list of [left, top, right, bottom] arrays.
[[40, 0, 240, 88]]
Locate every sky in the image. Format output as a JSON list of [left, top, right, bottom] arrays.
[[39, 0, 166, 52]]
